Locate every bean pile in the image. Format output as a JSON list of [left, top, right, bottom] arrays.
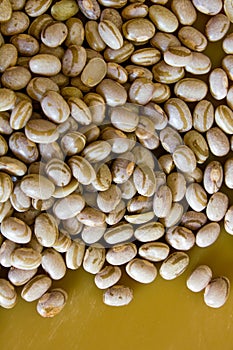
[[0, 0, 233, 317]]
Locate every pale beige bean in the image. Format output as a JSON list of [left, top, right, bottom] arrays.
[[68, 155, 96, 185], [206, 127, 230, 157], [84, 93, 106, 125], [96, 79, 127, 106], [181, 211, 207, 230], [94, 265, 121, 289], [186, 265, 212, 292], [104, 40, 134, 63], [167, 173, 186, 202], [85, 20, 106, 51], [151, 83, 171, 103], [164, 98, 192, 132], [21, 275, 52, 302], [100, 7, 123, 28], [0, 0, 12, 22], [129, 78, 155, 105], [11, 247, 42, 270], [82, 141, 111, 163], [173, 145, 196, 173], [203, 161, 223, 194], [107, 62, 128, 83], [97, 185, 121, 213], [103, 285, 133, 307], [45, 159, 71, 187], [206, 14, 230, 42], [104, 223, 133, 245], [110, 105, 139, 132], [185, 52, 211, 75], [178, 26, 207, 52], [165, 226, 195, 251], [159, 126, 182, 153], [41, 91, 70, 124], [65, 240, 85, 270], [1, 66, 31, 90], [106, 200, 126, 226], [53, 194, 85, 220], [0, 239, 19, 267], [10, 33, 39, 56], [209, 68, 228, 100], [127, 195, 152, 214], [21, 174, 55, 200], [222, 55, 233, 80], [122, 18, 155, 43], [225, 158, 233, 188], [81, 58, 107, 87], [223, 33, 233, 53], [41, 21, 68, 48], [81, 224, 106, 244], [92, 163, 112, 191], [0, 88, 16, 111], [39, 142, 64, 162], [51, 0, 79, 21], [132, 145, 155, 168], [133, 165, 156, 197], [224, 0, 233, 23], [9, 132, 38, 164], [150, 32, 181, 52], [152, 61, 185, 84], [1, 216, 31, 244], [106, 242, 137, 265], [131, 48, 161, 67], [164, 46, 192, 67], [52, 229, 71, 253], [0, 172, 13, 203], [77, 207, 106, 227], [68, 97, 92, 125], [184, 130, 209, 164], [111, 156, 134, 184], [149, 5, 178, 33], [204, 277, 230, 309], [227, 85, 233, 110], [206, 192, 229, 222], [37, 288, 67, 318], [26, 235, 43, 253], [26, 77, 59, 102], [122, 3, 148, 19], [0, 200, 13, 224], [34, 213, 58, 247], [10, 100, 32, 130], [42, 248, 66, 280], [171, 0, 197, 25], [139, 242, 169, 262], [83, 246, 105, 274], [62, 216, 83, 236], [193, 100, 214, 132], [10, 181, 31, 212], [77, 0, 100, 19], [159, 252, 189, 280], [174, 78, 208, 102], [0, 279, 17, 309], [196, 222, 221, 248], [98, 20, 123, 50], [0, 156, 27, 176], [153, 185, 172, 218], [8, 267, 37, 286], [65, 18, 84, 47], [1, 11, 29, 36], [126, 258, 157, 284], [215, 105, 233, 134], [0, 135, 8, 156], [193, 0, 222, 15], [0, 44, 18, 73], [119, 179, 137, 200], [160, 202, 184, 228], [124, 211, 154, 225], [185, 183, 207, 212], [158, 154, 174, 174], [29, 54, 61, 76], [25, 119, 59, 144], [25, 0, 52, 17], [224, 206, 233, 234]]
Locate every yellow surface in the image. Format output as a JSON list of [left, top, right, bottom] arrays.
[[1, 227, 233, 350]]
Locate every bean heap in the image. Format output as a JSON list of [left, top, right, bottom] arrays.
[[0, 0, 233, 317]]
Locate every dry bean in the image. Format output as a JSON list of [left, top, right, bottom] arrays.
[[126, 258, 157, 284], [34, 213, 58, 247], [193, 0, 222, 15], [164, 98, 192, 132], [185, 52, 211, 75], [206, 192, 229, 222], [203, 161, 223, 194], [193, 100, 214, 132], [205, 14, 230, 42], [83, 246, 105, 274], [171, 0, 197, 25], [103, 285, 133, 307], [106, 242, 137, 265], [42, 248, 66, 280], [37, 288, 67, 318], [0, 279, 17, 309], [204, 277, 230, 309], [21, 174, 55, 200], [223, 33, 233, 53], [152, 61, 185, 84], [94, 265, 121, 289], [1, 216, 31, 244], [178, 26, 207, 52], [0, 240, 19, 268], [77, 207, 106, 227], [167, 173, 186, 202], [209, 68, 228, 100], [25, 119, 59, 144], [11, 247, 41, 270], [165, 226, 195, 251], [139, 242, 169, 262], [160, 202, 184, 228], [174, 78, 208, 102], [173, 145, 197, 173], [196, 222, 221, 248], [8, 267, 37, 286], [65, 240, 85, 270], [159, 252, 189, 280], [21, 274, 52, 302], [206, 127, 230, 157], [133, 165, 157, 197], [149, 5, 178, 33], [181, 211, 207, 230], [186, 265, 212, 292], [53, 194, 85, 220], [68, 156, 96, 185]]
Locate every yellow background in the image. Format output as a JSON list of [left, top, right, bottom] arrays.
[[1, 227, 233, 350]]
